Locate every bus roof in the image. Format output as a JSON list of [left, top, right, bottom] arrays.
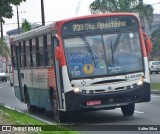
[[11, 13, 139, 43], [10, 22, 56, 43]]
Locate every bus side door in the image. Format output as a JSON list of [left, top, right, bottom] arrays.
[[53, 37, 64, 110]]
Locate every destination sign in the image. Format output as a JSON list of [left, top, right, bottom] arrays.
[[62, 16, 138, 35]]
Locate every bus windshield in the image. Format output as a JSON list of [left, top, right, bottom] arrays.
[[64, 31, 143, 78]]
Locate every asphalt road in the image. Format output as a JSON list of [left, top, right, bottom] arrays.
[[0, 81, 160, 134]]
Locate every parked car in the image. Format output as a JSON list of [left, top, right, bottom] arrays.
[[149, 61, 160, 74], [0, 69, 7, 82], [9, 73, 13, 86]]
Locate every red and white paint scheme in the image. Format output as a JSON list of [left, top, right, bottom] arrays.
[[10, 13, 152, 123]]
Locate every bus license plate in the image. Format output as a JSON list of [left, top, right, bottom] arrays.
[[87, 100, 101, 106]]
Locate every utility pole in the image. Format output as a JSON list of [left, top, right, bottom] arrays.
[[0, 17, 4, 57], [0, 18, 3, 41], [41, 0, 45, 26], [16, 6, 20, 34]]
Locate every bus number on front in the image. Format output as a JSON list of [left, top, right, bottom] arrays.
[[73, 24, 84, 31]]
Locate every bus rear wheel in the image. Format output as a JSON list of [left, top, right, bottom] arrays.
[[53, 100, 66, 123], [121, 103, 135, 116]]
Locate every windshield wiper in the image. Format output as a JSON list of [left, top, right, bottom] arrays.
[[109, 33, 121, 68], [80, 34, 97, 68], [110, 40, 115, 67], [112, 32, 121, 53]]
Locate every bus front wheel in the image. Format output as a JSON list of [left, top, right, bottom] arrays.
[[121, 103, 135, 116]]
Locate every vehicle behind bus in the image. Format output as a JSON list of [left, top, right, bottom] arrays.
[[149, 61, 160, 74]]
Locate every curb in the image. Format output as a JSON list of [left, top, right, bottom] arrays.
[[2, 104, 53, 125], [151, 90, 160, 95]]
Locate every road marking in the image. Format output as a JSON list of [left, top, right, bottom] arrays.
[[134, 111, 144, 114], [11, 88, 14, 91]]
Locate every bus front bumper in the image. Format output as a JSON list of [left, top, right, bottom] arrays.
[[64, 82, 150, 111]]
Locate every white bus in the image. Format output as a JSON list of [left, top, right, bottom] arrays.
[[10, 13, 152, 123]]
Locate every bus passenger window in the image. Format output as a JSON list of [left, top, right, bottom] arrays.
[[23, 41, 27, 68], [26, 40, 31, 68], [32, 38, 37, 67], [35, 38, 39, 66], [11, 45, 17, 68], [29, 39, 33, 67], [21, 41, 25, 68], [47, 34, 53, 66], [38, 36, 45, 67], [44, 35, 48, 66], [18, 42, 21, 67]]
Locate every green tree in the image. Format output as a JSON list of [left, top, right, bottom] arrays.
[[0, 0, 26, 40], [0, 38, 10, 57], [151, 28, 160, 52], [89, 0, 153, 26], [22, 19, 31, 32]]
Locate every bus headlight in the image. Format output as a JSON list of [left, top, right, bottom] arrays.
[[137, 80, 143, 86], [73, 87, 80, 93]]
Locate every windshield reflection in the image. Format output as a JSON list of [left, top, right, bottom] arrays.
[[64, 32, 143, 78]]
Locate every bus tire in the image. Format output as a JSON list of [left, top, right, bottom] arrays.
[[53, 100, 66, 123], [121, 103, 135, 116], [26, 90, 38, 114]]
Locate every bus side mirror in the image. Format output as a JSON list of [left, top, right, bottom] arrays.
[[56, 46, 61, 60], [145, 38, 152, 54], [54, 34, 66, 66], [143, 32, 152, 55], [54, 34, 61, 60]]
